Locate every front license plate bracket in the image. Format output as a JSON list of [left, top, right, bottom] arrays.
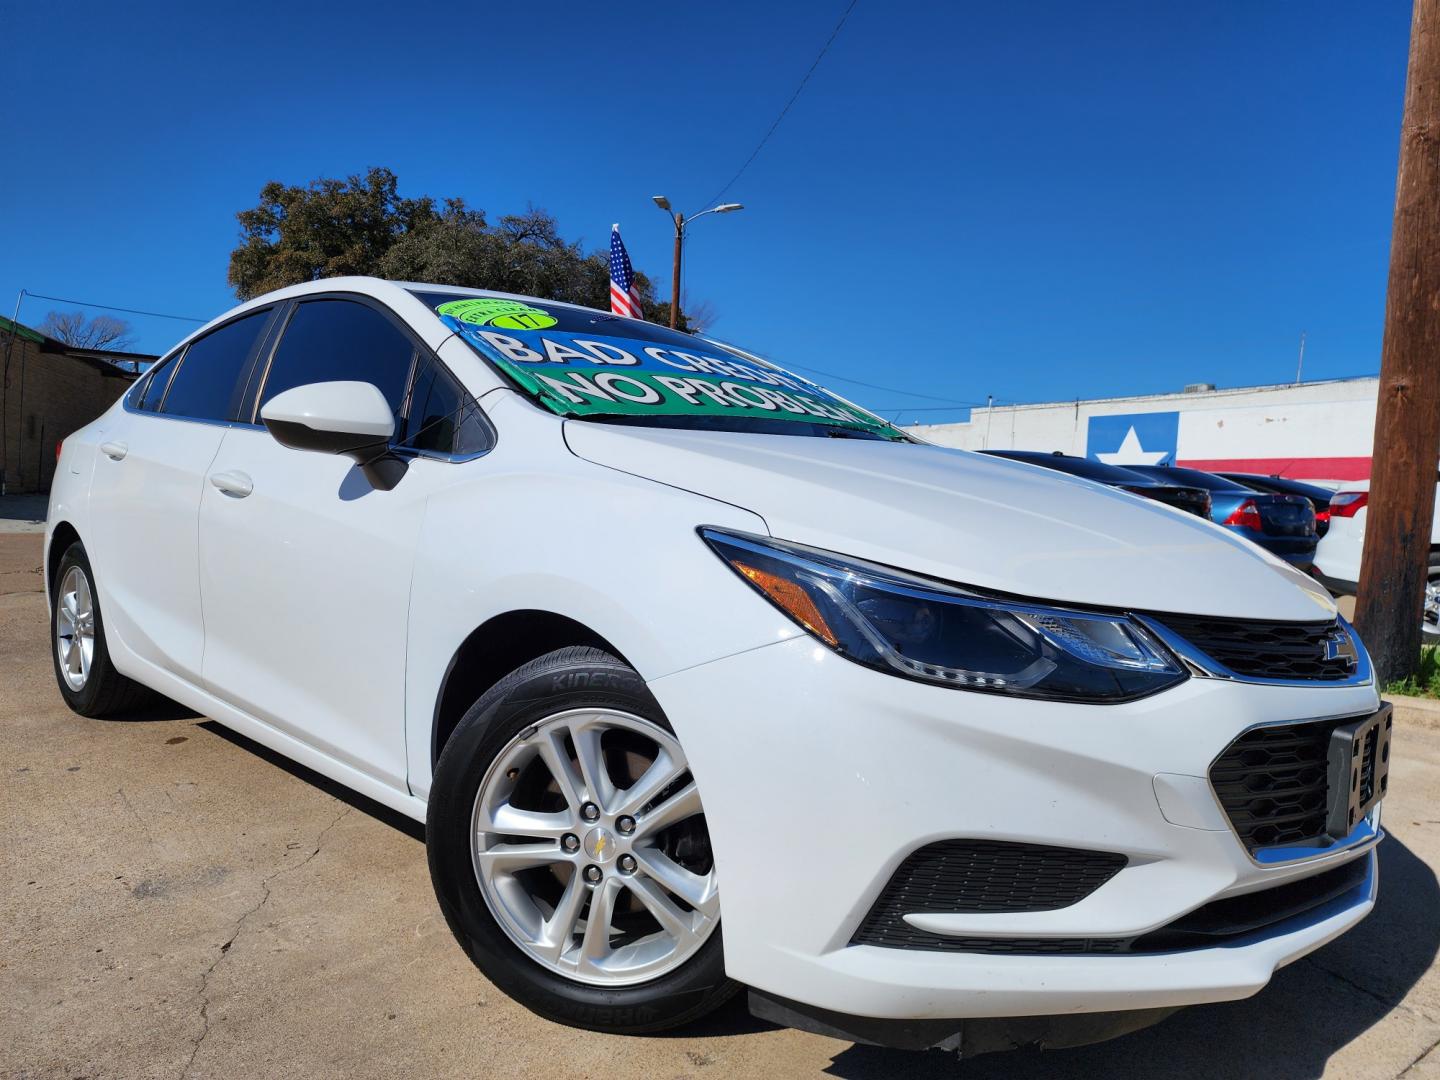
[[1326, 703, 1392, 840]]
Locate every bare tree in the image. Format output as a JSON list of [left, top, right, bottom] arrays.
[[681, 294, 721, 336], [39, 311, 136, 351]]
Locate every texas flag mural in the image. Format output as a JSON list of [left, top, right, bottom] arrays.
[[1085, 404, 1373, 482], [1087, 412, 1179, 467]]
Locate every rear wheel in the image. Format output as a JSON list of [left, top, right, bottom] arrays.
[[426, 647, 737, 1033], [51, 541, 153, 717]]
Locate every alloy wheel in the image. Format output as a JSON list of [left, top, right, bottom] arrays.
[[470, 708, 718, 987], [55, 565, 95, 691]]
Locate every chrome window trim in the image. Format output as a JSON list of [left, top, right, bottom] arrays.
[[122, 393, 491, 459], [390, 444, 494, 465], [1134, 612, 1373, 688]]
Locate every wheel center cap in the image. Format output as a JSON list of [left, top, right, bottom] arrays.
[[583, 826, 616, 863]]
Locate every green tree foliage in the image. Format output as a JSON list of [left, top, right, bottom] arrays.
[[228, 168, 441, 300], [228, 168, 684, 327]]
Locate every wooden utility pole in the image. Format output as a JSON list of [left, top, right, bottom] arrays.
[[1354, 0, 1440, 685]]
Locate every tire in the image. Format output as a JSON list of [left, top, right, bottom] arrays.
[[426, 646, 738, 1033], [50, 541, 155, 717], [1424, 563, 1440, 645]]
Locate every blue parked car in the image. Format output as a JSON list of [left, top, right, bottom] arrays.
[[1122, 464, 1318, 567]]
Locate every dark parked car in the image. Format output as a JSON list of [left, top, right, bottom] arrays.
[[1217, 473, 1335, 537], [979, 450, 1212, 517], [1123, 465, 1318, 567]]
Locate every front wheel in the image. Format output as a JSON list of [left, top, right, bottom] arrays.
[[426, 646, 737, 1033]]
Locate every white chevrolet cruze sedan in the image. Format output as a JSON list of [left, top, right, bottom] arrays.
[[47, 277, 1390, 1054]]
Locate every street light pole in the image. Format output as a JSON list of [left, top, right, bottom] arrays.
[[652, 197, 743, 330], [671, 212, 684, 330]]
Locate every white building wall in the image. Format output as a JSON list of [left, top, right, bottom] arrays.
[[909, 377, 1379, 485]]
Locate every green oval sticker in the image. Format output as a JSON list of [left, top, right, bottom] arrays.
[[437, 297, 558, 330]]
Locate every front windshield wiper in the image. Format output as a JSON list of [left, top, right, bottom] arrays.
[[825, 427, 908, 442]]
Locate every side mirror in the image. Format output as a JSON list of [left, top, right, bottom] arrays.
[[260, 381, 405, 490]]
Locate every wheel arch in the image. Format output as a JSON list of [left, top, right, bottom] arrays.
[[430, 609, 632, 769], [46, 520, 81, 597]]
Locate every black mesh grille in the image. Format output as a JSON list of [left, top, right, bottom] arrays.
[[1154, 613, 1354, 681], [1208, 720, 1339, 850], [853, 851, 1369, 956], [852, 841, 1126, 950]]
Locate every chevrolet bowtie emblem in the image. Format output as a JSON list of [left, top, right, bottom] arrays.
[[1323, 630, 1359, 670]]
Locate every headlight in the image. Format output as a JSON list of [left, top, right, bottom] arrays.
[[702, 528, 1186, 703]]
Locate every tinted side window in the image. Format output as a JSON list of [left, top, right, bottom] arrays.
[[398, 358, 492, 456], [135, 350, 182, 412], [259, 300, 416, 418], [162, 312, 271, 421]]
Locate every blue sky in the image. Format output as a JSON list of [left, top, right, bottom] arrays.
[[0, 1, 1412, 423]]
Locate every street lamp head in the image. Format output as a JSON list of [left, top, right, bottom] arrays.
[[713, 203, 744, 214], [652, 195, 672, 211]]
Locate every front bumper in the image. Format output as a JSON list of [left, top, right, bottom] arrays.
[[649, 636, 1381, 1021]]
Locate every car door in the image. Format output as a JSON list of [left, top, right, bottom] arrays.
[[87, 308, 279, 684], [196, 295, 492, 791]]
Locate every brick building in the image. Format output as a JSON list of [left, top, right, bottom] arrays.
[[1, 316, 152, 494]]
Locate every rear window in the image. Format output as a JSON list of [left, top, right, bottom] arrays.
[[1125, 465, 1255, 492], [133, 350, 181, 412], [414, 291, 907, 442], [161, 310, 272, 421]]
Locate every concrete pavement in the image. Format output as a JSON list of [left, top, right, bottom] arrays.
[[3, 532, 1440, 1078]]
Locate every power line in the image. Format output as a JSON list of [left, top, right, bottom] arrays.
[[876, 404, 980, 413], [782, 360, 985, 406], [20, 290, 206, 323], [698, 0, 860, 211]]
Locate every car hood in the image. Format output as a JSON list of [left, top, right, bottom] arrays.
[[564, 423, 1338, 621]]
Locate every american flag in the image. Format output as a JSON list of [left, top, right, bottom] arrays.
[[609, 224, 645, 319]]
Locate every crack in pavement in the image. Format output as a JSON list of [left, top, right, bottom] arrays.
[[116, 785, 163, 857], [179, 803, 353, 1079], [1302, 954, 1440, 1026], [1399, 1031, 1440, 1077]]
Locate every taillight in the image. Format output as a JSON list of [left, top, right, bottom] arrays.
[[1315, 510, 1331, 526], [1223, 499, 1264, 529], [55, 439, 64, 463], [1329, 491, 1368, 518]]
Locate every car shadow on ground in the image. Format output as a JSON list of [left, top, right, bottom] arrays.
[[188, 714, 1437, 1078], [819, 836, 1438, 1079], [195, 720, 426, 842]]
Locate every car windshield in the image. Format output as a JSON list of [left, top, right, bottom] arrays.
[[1124, 465, 1256, 492], [414, 291, 909, 442], [983, 451, 1160, 484]]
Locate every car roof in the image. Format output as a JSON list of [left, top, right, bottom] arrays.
[[199, 277, 616, 335], [980, 449, 1171, 485]]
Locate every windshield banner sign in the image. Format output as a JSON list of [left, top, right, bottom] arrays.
[[438, 304, 894, 437]]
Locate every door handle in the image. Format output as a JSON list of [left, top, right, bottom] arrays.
[[208, 470, 254, 498], [100, 441, 128, 461]]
